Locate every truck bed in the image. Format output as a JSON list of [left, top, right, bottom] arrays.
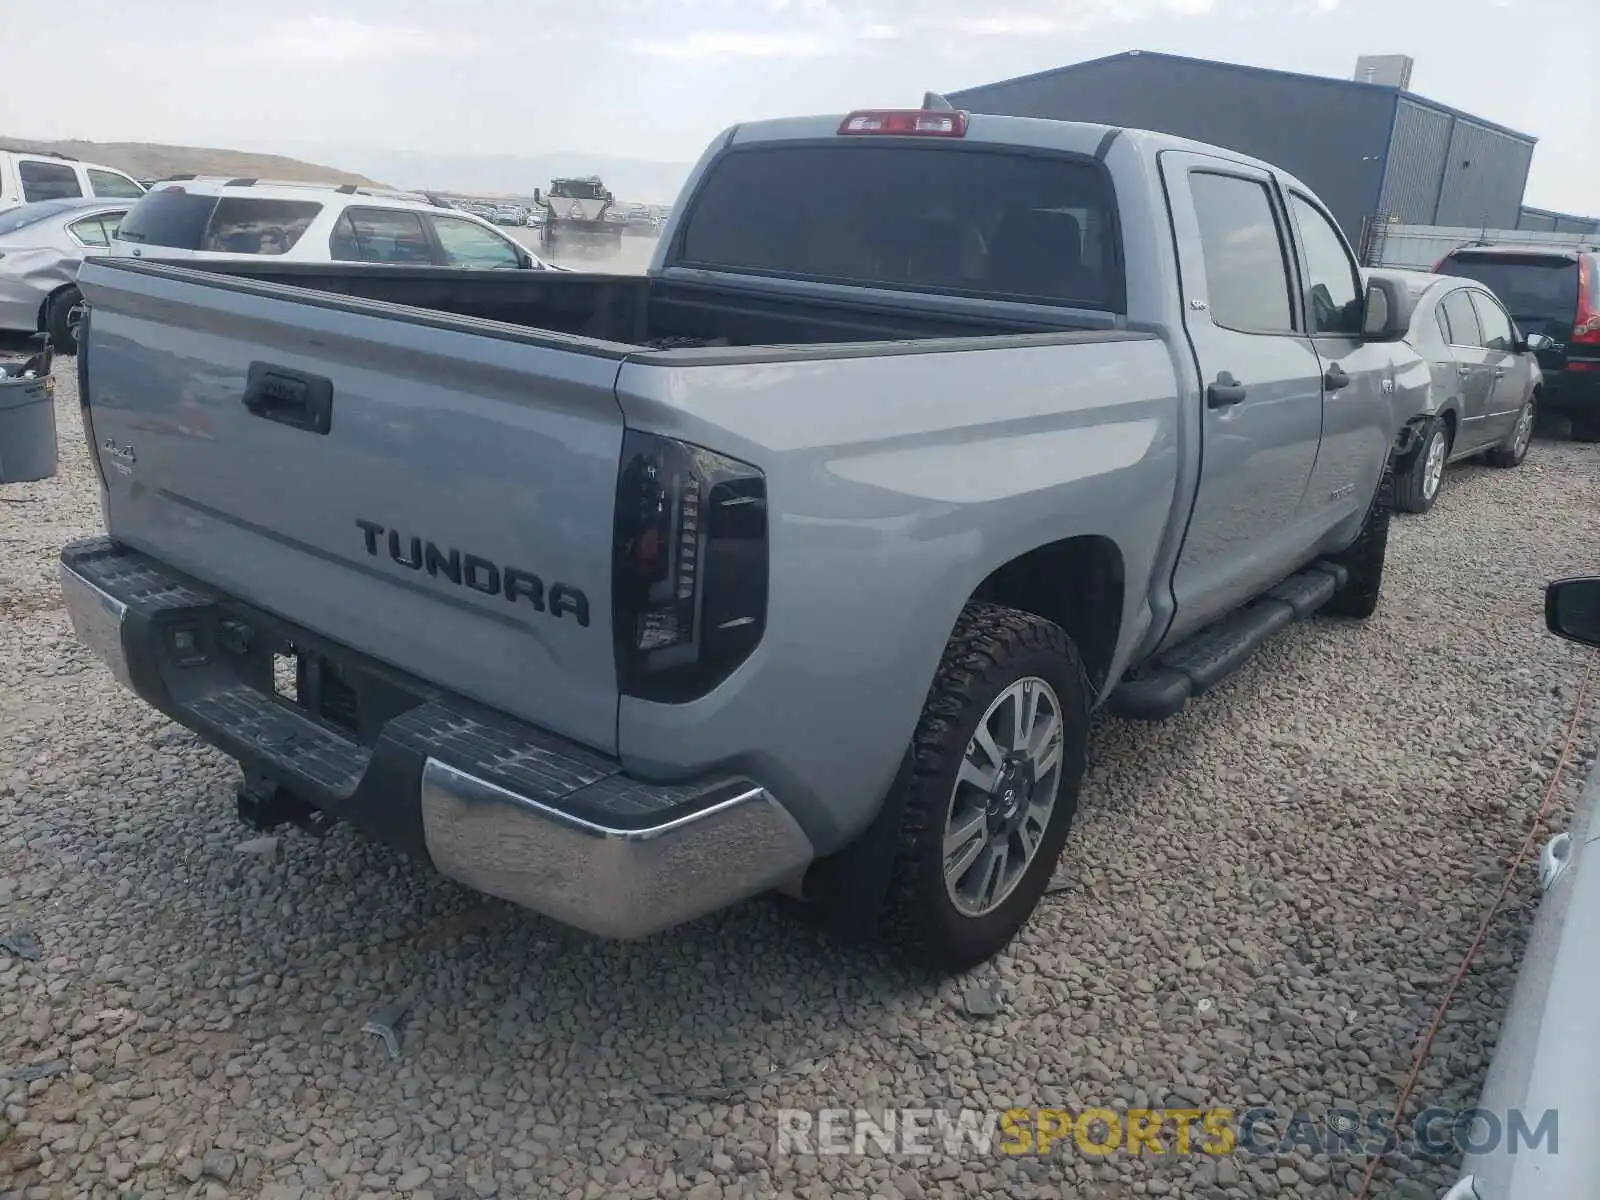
[[122, 259, 1106, 351]]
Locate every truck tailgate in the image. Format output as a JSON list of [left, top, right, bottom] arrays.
[[76, 258, 626, 753]]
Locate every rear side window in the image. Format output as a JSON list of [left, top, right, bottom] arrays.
[[68, 214, 124, 247], [1440, 290, 1483, 347], [1189, 172, 1295, 333], [1437, 253, 1579, 327], [202, 199, 322, 255], [87, 169, 145, 199], [330, 207, 434, 264], [675, 144, 1123, 310], [115, 188, 221, 248], [20, 161, 82, 202]]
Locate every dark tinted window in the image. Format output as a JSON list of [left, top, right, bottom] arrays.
[[1441, 290, 1483, 347], [1438, 253, 1579, 329], [330, 207, 434, 264], [87, 169, 145, 199], [1470, 291, 1514, 352], [1189, 172, 1294, 333], [20, 161, 82, 202], [115, 188, 220, 248], [202, 198, 321, 255], [677, 145, 1123, 309], [1288, 193, 1362, 335], [0, 199, 87, 235]]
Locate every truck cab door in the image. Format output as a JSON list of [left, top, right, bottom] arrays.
[[1281, 189, 1396, 529], [1159, 152, 1325, 643]]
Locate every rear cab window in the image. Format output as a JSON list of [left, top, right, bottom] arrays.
[[671, 143, 1124, 311]]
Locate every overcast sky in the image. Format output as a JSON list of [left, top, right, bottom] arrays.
[[3, 0, 1594, 215]]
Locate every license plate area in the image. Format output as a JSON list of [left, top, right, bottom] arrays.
[[150, 600, 436, 748]]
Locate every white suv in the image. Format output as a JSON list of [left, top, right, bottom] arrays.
[[0, 148, 147, 212], [108, 178, 562, 270]]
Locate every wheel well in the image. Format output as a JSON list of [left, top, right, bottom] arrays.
[[37, 283, 74, 332], [1439, 406, 1457, 446], [969, 536, 1124, 694]]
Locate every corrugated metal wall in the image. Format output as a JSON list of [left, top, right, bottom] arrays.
[[1518, 206, 1600, 235], [946, 54, 1394, 240], [1434, 120, 1533, 229], [1377, 99, 1452, 224]]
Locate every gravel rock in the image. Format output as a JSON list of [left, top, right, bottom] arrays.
[[1, 355, 1597, 1199]]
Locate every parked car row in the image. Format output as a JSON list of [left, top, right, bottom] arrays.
[[0, 178, 570, 351]]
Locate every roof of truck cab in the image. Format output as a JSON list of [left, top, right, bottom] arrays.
[[724, 112, 1316, 191]]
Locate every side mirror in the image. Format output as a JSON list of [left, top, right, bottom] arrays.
[[1545, 578, 1600, 649], [1361, 277, 1408, 341], [1525, 332, 1554, 354]]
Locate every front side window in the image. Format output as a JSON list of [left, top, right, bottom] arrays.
[[1441, 290, 1483, 348], [1288, 193, 1362, 336], [1470, 290, 1514, 353], [19, 161, 82, 202], [201, 198, 322, 256], [330, 207, 434, 264], [87, 169, 145, 199], [430, 216, 523, 269], [1189, 172, 1295, 333]]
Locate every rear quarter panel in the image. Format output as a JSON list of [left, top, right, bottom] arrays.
[[614, 334, 1181, 850]]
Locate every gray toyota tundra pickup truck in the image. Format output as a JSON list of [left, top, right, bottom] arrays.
[[59, 102, 1417, 970]]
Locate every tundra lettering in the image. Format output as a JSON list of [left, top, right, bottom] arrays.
[[354, 519, 590, 625]]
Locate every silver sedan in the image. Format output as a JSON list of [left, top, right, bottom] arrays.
[[0, 198, 131, 354], [1369, 268, 1550, 514]]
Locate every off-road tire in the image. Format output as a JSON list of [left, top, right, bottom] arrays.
[[1322, 455, 1393, 620], [46, 286, 81, 356], [1393, 417, 1447, 513], [877, 602, 1091, 974], [1485, 394, 1536, 468]]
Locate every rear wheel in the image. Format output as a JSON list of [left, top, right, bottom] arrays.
[[1393, 417, 1448, 513], [1485, 395, 1536, 467], [46, 286, 82, 355], [877, 602, 1090, 973]]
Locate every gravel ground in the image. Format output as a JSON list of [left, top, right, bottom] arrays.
[[2, 356, 1598, 1200]]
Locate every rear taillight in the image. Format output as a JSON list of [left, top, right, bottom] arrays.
[[1574, 256, 1600, 345], [838, 110, 968, 137], [612, 431, 768, 703]]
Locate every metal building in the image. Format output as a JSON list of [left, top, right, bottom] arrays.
[[946, 50, 1537, 246], [1516, 205, 1600, 236]]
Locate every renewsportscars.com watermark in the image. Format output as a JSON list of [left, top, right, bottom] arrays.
[[774, 1106, 1559, 1160]]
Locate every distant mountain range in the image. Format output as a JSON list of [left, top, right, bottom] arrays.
[[245, 142, 695, 205], [3, 135, 695, 207], [0, 137, 382, 187]]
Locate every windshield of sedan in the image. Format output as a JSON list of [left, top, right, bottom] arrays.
[[0, 199, 89, 237]]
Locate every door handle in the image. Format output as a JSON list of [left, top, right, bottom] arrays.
[[1493, 368, 1506, 379], [242, 363, 334, 435], [1458, 364, 1473, 376], [1207, 372, 1246, 409], [1323, 364, 1350, 391]]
